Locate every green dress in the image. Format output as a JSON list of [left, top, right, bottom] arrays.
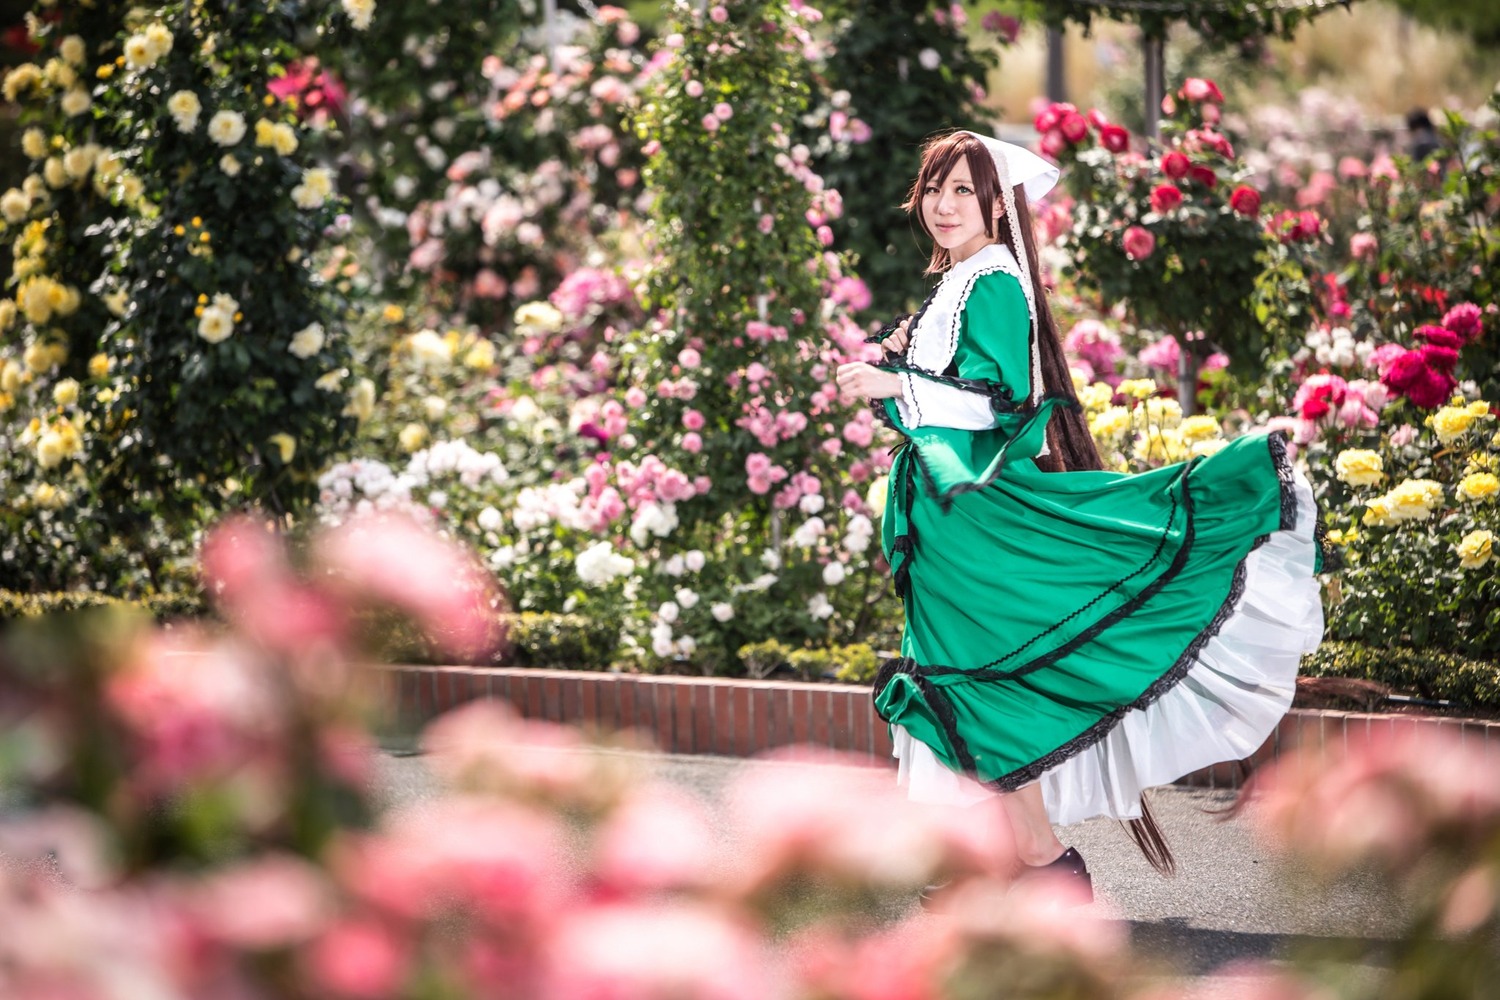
[[872, 243, 1323, 824]]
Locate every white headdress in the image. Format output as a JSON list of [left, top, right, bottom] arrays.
[[961, 131, 1059, 406]]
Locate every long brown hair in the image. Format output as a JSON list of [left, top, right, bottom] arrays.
[[903, 132, 1103, 474]]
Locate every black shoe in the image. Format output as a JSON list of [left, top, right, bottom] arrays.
[[1018, 846, 1093, 903]]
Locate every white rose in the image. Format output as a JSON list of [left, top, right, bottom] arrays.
[[197, 306, 235, 344], [799, 493, 825, 514], [477, 506, 502, 531], [207, 110, 247, 147], [676, 636, 697, 657], [658, 601, 680, 624], [219, 154, 241, 176], [760, 548, 781, 570], [711, 602, 734, 622], [167, 90, 201, 132], [287, 321, 325, 359], [422, 396, 447, 421], [651, 635, 675, 658], [342, 0, 375, 30], [662, 554, 686, 577], [806, 593, 834, 620], [684, 549, 706, 573], [918, 48, 941, 71], [675, 587, 699, 609], [822, 561, 847, 586]]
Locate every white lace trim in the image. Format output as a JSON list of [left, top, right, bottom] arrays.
[[906, 243, 1039, 405], [892, 471, 1324, 823]]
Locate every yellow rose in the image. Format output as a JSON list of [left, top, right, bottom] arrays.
[[36, 429, 68, 469], [167, 90, 201, 131], [1386, 478, 1445, 522], [1431, 405, 1478, 445], [314, 369, 344, 392], [3, 64, 41, 103], [123, 33, 156, 70], [398, 422, 428, 452], [143, 23, 174, 60], [1178, 414, 1221, 443], [59, 35, 86, 67], [342, 0, 376, 31], [344, 377, 376, 422], [0, 299, 14, 331], [0, 188, 28, 223], [514, 301, 564, 333], [88, 353, 111, 379], [52, 377, 79, 406], [1089, 406, 1131, 443], [1325, 526, 1359, 547], [1362, 495, 1394, 528], [1457, 529, 1494, 570], [271, 122, 298, 156], [23, 340, 55, 373], [62, 144, 98, 180], [20, 128, 47, 160], [407, 329, 453, 369], [1069, 368, 1087, 391], [1077, 382, 1113, 413], [1334, 449, 1384, 488], [254, 118, 278, 147], [60, 88, 91, 117], [267, 432, 296, 463], [42, 157, 68, 189], [1117, 378, 1158, 400], [1457, 472, 1499, 503], [865, 473, 889, 514], [43, 58, 76, 89], [1132, 396, 1182, 430], [1, 359, 21, 392], [381, 303, 405, 323], [1190, 438, 1227, 458], [463, 339, 496, 370]]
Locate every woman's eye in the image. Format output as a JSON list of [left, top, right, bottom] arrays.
[[957, 185, 972, 194], [923, 186, 938, 194]]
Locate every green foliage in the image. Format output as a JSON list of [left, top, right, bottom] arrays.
[[1301, 640, 1500, 713], [1055, 78, 1319, 407], [507, 611, 622, 670], [1031, 0, 1346, 45], [736, 638, 879, 683], [810, 0, 1000, 319], [1336, 93, 1500, 400], [0, 588, 206, 624], [1, 2, 358, 591], [1390, 0, 1500, 45]]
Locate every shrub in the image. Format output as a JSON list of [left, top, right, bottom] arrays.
[[0, 589, 206, 625], [506, 612, 621, 671], [1301, 640, 1500, 714]]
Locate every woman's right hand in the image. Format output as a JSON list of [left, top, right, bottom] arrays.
[[881, 317, 911, 355]]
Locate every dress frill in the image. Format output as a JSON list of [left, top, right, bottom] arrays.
[[893, 468, 1323, 824]]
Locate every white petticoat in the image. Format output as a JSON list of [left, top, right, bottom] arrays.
[[893, 472, 1324, 825]]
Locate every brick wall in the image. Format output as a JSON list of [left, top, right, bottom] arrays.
[[370, 665, 1500, 788]]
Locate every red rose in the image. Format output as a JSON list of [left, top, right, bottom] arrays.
[[1382, 349, 1425, 390], [1039, 129, 1065, 158], [1059, 112, 1089, 143], [1122, 225, 1156, 261], [1034, 102, 1074, 133], [1149, 184, 1183, 213], [1420, 343, 1459, 372], [1415, 324, 1462, 350], [1187, 164, 1218, 188], [1302, 398, 1331, 420], [1296, 210, 1323, 241], [1099, 124, 1129, 153], [1161, 151, 1190, 179], [1407, 367, 1457, 409], [1229, 185, 1261, 217]]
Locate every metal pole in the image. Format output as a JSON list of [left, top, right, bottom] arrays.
[[1142, 34, 1164, 140], [1045, 27, 1066, 104], [543, 0, 558, 73]]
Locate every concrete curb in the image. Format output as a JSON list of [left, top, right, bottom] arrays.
[[370, 665, 1500, 788]]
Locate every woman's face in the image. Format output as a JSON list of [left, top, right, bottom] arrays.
[[921, 163, 999, 264]]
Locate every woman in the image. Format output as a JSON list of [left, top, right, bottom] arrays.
[[835, 131, 1323, 894]]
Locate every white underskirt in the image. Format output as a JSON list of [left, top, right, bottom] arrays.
[[893, 472, 1323, 825]]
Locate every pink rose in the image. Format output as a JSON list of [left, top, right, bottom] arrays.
[[702, 113, 720, 132], [1039, 129, 1066, 158], [682, 409, 705, 430], [745, 452, 772, 477], [678, 347, 701, 368], [1122, 225, 1156, 261], [681, 432, 702, 453], [1349, 232, 1378, 261], [714, 102, 733, 120], [625, 386, 647, 408], [709, 4, 728, 22], [757, 213, 774, 234], [1441, 302, 1483, 342], [816, 225, 834, 246], [685, 79, 704, 98]]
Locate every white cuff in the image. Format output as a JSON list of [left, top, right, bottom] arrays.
[[896, 372, 998, 431]]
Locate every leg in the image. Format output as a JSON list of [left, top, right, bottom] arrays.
[[999, 782, 1066, 867]]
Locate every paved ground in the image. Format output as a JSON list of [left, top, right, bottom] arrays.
[[375, 747, 1404, 983]]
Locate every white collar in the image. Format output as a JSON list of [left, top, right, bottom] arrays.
[[906, 243, 1041, 406]]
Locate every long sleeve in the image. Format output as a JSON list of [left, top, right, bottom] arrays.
[[892, 271, 1033, 431]]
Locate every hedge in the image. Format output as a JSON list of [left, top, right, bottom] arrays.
[[0, 589, 207, 624], [1300, 640, 1500, 715]]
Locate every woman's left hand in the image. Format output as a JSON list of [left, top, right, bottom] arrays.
[[836, 362, 903, 401]]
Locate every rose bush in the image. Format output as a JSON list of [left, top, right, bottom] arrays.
[[1046, 77, 1321, 413]]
